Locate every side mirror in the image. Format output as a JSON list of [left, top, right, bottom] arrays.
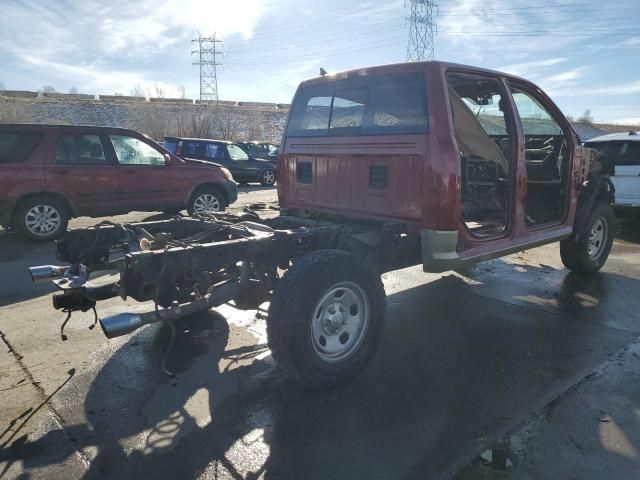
[[164, 153, 172, 164]]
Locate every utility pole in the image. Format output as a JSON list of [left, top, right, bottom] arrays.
[[406, 0, 437, 62], [191, 33, 223, 102]]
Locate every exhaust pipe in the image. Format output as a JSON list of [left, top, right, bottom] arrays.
[[29, 265, 68, 283], [99, 280, 240, 338], [100, 313, 145, 339]]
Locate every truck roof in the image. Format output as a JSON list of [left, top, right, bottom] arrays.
[[298, 60, 531, 88], [585, 131, 640, 143]]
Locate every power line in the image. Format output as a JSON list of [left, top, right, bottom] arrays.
[[439, 1, 640, 13], [191, 33, 223, 102], [406, 0, 437, 61]]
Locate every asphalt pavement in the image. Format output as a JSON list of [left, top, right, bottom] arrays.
[[1, 187, 639, 479]]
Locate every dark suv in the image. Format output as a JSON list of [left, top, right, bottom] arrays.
[[163, 137, 277, 186], [237, 141, 278, 162], [0, 125, 237, 241]]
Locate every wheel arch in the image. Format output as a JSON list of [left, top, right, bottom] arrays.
[[188, 182, 228, 206], [11, 191, 76, 224], [572, 175, 615, 241]]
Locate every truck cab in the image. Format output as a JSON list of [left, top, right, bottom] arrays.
[[278, 61, 612, 273]]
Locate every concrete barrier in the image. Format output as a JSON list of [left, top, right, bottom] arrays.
[[149, 97, 194, 104], [0, 90, 38, 99], [42, 92, 95, 100], [99, 95, 146, 102]]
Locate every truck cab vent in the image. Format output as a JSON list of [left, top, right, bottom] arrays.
[[369, 165, 388, 189], [297, 161, 313, 184]]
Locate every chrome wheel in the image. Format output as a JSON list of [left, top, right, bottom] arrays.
[[310, 281, 370, 363], [262, 170, 275, 185], [192, 193, 221, 213], [24, 204, 61, 237], [588, 217, 607, 260]]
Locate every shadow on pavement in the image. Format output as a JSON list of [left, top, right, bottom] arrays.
[[0, 229, 58, 307], [1, 261, 638, 479]]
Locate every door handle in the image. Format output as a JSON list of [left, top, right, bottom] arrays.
[[125, 170, 137, 175], [51, 170, 69, 175]]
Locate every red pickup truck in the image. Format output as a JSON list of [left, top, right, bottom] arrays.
[[32, 61, 615, 389], [0, 125, 237, 240]]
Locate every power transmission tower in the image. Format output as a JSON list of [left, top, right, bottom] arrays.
[[406, 0, 437, 62], [191, 33, 223, 102]]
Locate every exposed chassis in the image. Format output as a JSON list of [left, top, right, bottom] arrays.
[[30, 210, 418, 349]]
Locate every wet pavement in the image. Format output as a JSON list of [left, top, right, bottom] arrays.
[[1, 191, 639, 479]]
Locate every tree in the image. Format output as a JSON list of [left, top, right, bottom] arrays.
[[130, 84, 146, 97], [177, 85, 186, 99], [577, 109, 593, 124], [131, 106, 171, 140], [42, 85, 57, 93], [69, 86, 78, 94], [113, 91, 124, 96], [213, 106, 242, 141], [153, 83, 165, 98]]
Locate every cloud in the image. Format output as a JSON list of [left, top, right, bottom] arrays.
[[497, 58, 567, 77], [0, 0, 270, 95], [621, 36, 640, 47]]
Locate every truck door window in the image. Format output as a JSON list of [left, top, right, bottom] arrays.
[[509, 86, 569, 225], [446, 72, 514, 238]]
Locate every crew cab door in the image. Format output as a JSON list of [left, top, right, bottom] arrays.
[[107, 135, 185, 211], [611, 141, 640, 205], [49, 132, 120, 215]]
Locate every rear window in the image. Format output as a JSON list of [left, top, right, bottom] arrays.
[[163, 138, 179, 153], [0, 131, 43, 163], [287, 72, 428, 137], [586, 141, 640, 167]]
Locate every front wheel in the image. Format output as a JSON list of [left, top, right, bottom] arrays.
[[187, 187, 225, 216], [260, 169, 276, 186], [560, 201, 615, 273], [267, 250, 386, 389]]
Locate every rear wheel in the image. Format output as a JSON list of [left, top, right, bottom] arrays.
[[560, 201, 615, 273], [187, 187, 225, 215], [15, 196, 69, 242], [267, 249, 386, 389], [260, 169, 276, 186]]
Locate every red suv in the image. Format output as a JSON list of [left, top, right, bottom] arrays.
[[0, 124, 237, 241]]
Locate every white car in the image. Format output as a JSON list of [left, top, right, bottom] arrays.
[[585, 131, 640, 208]]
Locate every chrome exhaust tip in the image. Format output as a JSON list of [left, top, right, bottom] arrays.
[[99, 313, 144, 339], [29, 265, 67, 283]]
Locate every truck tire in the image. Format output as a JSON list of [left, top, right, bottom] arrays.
[[267, 249, 386, 389], [260, 169, 276, 186], [187, 187, 225, 215], [560, 201, 615, 273], [14, 196, 69, 242]]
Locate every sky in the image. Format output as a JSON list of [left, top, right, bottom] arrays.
[[0, 0, 639, 124]]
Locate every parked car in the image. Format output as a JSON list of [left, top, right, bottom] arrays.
[[584, 131, 640, 208], [0, 124, 237, 241], [237, 141, 278, 162], [164, 137, 277, 186]]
